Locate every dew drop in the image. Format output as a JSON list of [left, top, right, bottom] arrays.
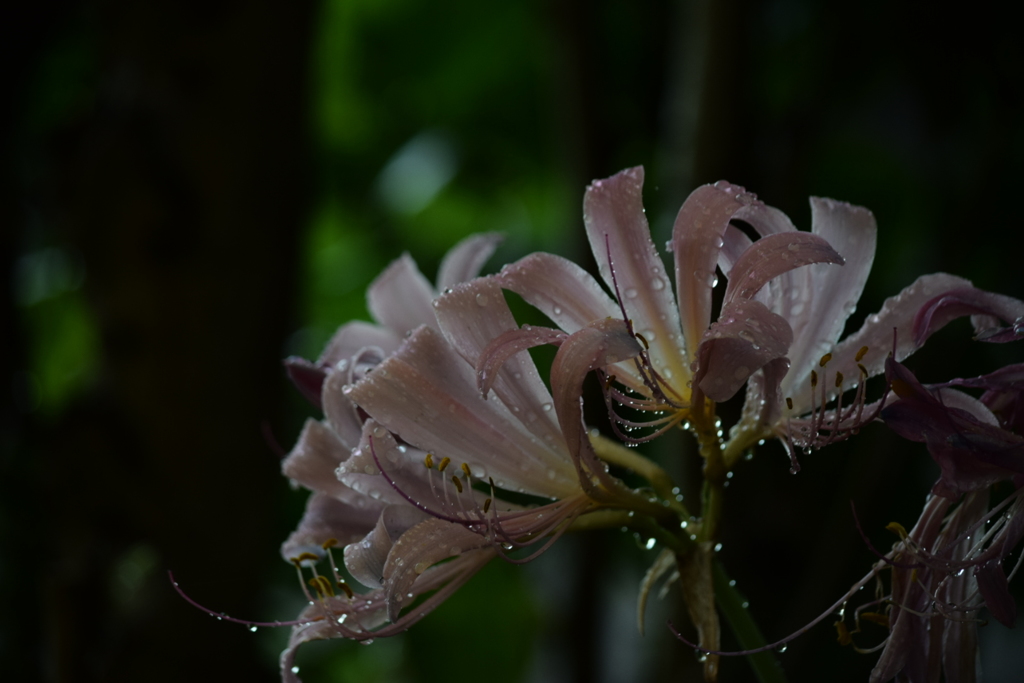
[[625, 287, 639, 299], [553, 306, 563, 315], [249, 626, 258, 633], [651, 277, 665, 291], [738, 330, 755, 343], [475, 293, 489, 306]]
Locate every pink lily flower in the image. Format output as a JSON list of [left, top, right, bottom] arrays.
[[276, 234, 660, 681], [492, 166, 1002, 470]]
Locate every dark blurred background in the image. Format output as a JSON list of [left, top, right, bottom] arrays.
[[3, 1, 1023, 682]]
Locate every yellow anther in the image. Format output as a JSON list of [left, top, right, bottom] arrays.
[[885, 521, 908, 539], [819, 353, 833, 367], [811, 370, 818, 387], [860, 612, 889, 628], [635, 332, 650, 350], [835, 371, 844, 388], [857, 363, 868, 377], [834, 620, 852, 646], [424, 453, 434, 469], [488, 477, 496, 490], [338, 581, 354, 599], [460, 462, 471, 478], [321, 538, 338, 550], [294, 552, 320, 563], [438, 456, 451, 473], [451, 475, 463, 493], [786, 397, 793, 410], [855, 346, 869, 362], [308, 575, 334, 597], [483, 498, 492, 514]]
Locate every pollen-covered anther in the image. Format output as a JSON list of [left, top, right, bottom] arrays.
[[438, 456, 451, 473], [885, 521, 908, 540], [424, 453, 434, 469], [451, 476, 463, 494], [857, 363, 868, 377], [835, 372, 844, 388], [811, 370, 818, 387], [855, 345, 869, 362], [290, 552, 321, 566], [460, 462, 472, 478], [819, 353, 833, 367], [786, 397, 793, 410], [859, 612, 889, 628], [337, 581, 354, 599], [635, 332, 650, 350], [483, 498, 492, 514], [834, 620, 852, 646], [321, 538, 338, 550], [308, 574, 335, 597]]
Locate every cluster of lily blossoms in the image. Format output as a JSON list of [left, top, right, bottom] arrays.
[[268, 167, 1022, 682]]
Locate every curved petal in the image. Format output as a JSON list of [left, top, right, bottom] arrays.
[[550, 318, 642, 500], [344, 504, 431, 589], [319, 320, 402, 368], [381, 518, 491, 621], [717, 224, 753, 280], [367, 254, 438, 335], [722, 231, 844, 305], [778, 199, 876, 392], [696, 300, 794, 402], [347, 326, 581, 498], [583, 167, 690, 386], [433, 279, 565, 442], [497, 252, 622, 333], [474, 325, 567, 396], [914, 287, 1024, 345], [282, 418, 352, 499], [672, 181, 761, 363], [322, 369, 365, 450], [284, 357, 328, 409], [786, 272, 974, 414], [436, 233, 503, 291], [280, 492, 382, 562]]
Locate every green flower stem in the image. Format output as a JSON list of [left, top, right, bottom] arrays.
[[568, 509, 693, 554], [722, 426, 771, 471], [712, 560, 788, 683], [590, 433, 690, 517]]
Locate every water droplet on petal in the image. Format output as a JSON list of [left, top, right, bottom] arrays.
[[625, 287, 639, 299], [475, 293, 489, 306], [651, 277, 665, 291]]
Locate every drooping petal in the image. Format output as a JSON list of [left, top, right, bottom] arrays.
[[672, 181, 760, 363], [696, 300, 794, 403], [582, 167, 691, 386], [367, 254, 439, 335], [914, 287, 1024, 345], [347, 326, 581, 498], [344, 504, 430, 589], [435, 232, 503, 291], [786, 272, 974, 414], [550, 317, 643, 499], [474, 325, 567, 397], [722, 231, 844, 305], [882, 359, 1024, 497], [434, 278, 579, 457], [280, 492, 381, 562], [381, 518, 491, 621]]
